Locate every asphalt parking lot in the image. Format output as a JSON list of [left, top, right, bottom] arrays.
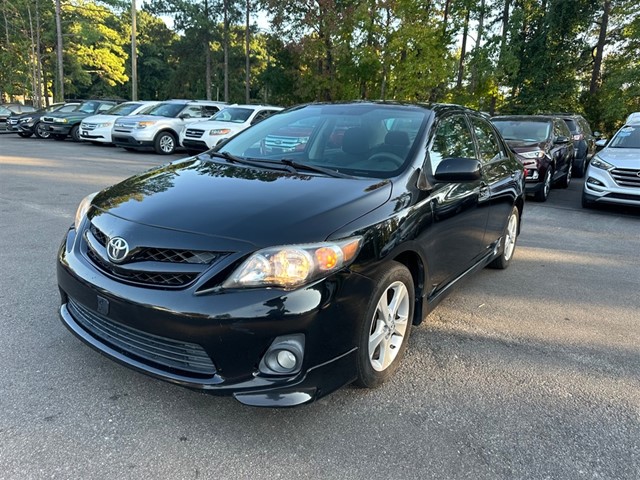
[[1, 134, 639, 479]]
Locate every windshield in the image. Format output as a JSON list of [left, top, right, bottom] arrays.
[[218, 104, 429, 179], [145, 103, 186, 118], [609, 126, 640, 149], [106, 103, 143, 116], [210, 107, 254, 123], [78, 101, 102, 114], [493, 120, 551, 142]]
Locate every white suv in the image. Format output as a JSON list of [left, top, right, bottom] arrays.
[[79, 101, 158, 144], [179, 104, 283, 153], [112, 100, 226, 154]]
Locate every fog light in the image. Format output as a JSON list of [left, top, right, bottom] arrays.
[[259, 334, 305, 376], [276, 350, 297, 370], [587, 177, 605, 187]]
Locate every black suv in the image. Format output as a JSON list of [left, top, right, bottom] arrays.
[[555, 114, 597, 178]]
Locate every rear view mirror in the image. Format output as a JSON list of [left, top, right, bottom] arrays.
[[434, 157, 482, 182]]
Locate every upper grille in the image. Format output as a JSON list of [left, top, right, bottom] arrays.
[[87, 249, 198, 287], [185, 129, 205, 138], [67, 298, 217, 377], [611, 168, 640, 189], [113, 121, 135, 133], [82, 123, 97, 131], [85, 222, 225, 288]]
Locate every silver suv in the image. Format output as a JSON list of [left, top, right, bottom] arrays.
[[112, 100, 226, 154]]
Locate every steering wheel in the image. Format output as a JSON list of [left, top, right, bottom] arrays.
[[368, 152, 405, 170]]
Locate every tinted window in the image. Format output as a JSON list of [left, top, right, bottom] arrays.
[[563, 119, 578, 133], [78, 101, 101, 114], [146, 103, 187, 118], [429, 115, 476, 172], [471, 116, 503, 163], [493, 120, 551, 142], [202, 106, 221, 116]]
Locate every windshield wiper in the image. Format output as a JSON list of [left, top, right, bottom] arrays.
[[207, 151, 297, 173], [275, 159, 355, 178]]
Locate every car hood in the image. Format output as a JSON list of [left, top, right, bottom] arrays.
[[48, 111, 94, 120], [598, 148, 640, 168], [82, 114, 119, 123], [116, 114, 172, 124], [188, 120, 247, 131], [91, 158, 392, 247]]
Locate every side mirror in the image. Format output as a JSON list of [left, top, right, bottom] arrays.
[[595, 139, 607, 150], [434, 157, 482, 182], [178, 113, 190, 120], [593, 131, 602, 138], [555, 135, 570, 144]]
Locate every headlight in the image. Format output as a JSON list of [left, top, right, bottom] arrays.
[[136, 121, 156, 129], [590, 155, 614, 171], [223, 237, 362, 289], [74, 192, 98, 230], [21, 117, 32, 123], [519, 150, 545, 159], [209, 128, 231, 136], [54, 117, 68, 123]]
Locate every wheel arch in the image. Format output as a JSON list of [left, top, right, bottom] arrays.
[[391, 250, 426, 326]]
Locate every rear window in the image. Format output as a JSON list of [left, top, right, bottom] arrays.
[[493, 120, 552, 142]]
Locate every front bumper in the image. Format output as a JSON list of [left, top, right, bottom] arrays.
[[80, 126, 112, 143], [57, 224, 370, 406], [44, 123, 72, 135], [583, 168, 640, 207], [181, 138, 211, 152], [112, 134, 154, 149]]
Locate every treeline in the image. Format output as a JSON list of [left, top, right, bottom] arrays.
[[1, 0, 639, 134]]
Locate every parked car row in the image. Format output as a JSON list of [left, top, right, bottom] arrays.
[[5, 99, 284, 156]]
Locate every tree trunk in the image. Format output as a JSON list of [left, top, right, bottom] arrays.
[[442, 0, 451, 37], [499, 0, 511, 60], [36, 0, 44, 107], [470, 0, 485, 92], [590, 0, 610, 95], [456, 8, 470, 90], [27, 5, 38, 106], [245, 0, 250, 104], [223, 0, 229, 103], [55, 0, 64, 101], [204, 0, 211, 100]]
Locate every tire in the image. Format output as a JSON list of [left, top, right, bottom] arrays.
[[154, 131, 177, 155], [574, 155, 587, 178], [70, 125, 80, 142], [34, 122, 50, 139], [18, 132, 33, 138], [533, 168, 552, 202], [488, 206, 519, 270], [52, 134, 66, 141], [559, 163, 572, 189], [355, 261, 414, 389]]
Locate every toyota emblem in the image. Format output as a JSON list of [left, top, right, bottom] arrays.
[[106, 237, 129, 263]]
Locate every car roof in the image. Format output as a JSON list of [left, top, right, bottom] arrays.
[[492, 115, 556, 122]]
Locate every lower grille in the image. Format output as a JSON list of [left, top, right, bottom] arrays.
[[67, 298, 216, 376], [611, 168, 640, 188]]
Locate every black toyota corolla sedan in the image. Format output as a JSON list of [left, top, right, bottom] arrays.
[[57, 102, 525, 407]]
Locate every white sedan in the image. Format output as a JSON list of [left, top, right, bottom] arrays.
[[179, 104, 283, 153], [79, 101, 158, 144]]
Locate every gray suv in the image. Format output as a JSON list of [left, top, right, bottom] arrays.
[[556, 114, 598, 178], [112, 100, 225, 154]]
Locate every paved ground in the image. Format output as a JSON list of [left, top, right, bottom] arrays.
[[1, 134, 639, 479]]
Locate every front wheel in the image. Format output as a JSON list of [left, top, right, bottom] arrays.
[[154, 131, 177, 155], [488, 206, 519, 269], [34, 122, 50, 139], [70, 125, 80, 142], [533, 168, 552, 202], [355, 262, 414, 389]]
